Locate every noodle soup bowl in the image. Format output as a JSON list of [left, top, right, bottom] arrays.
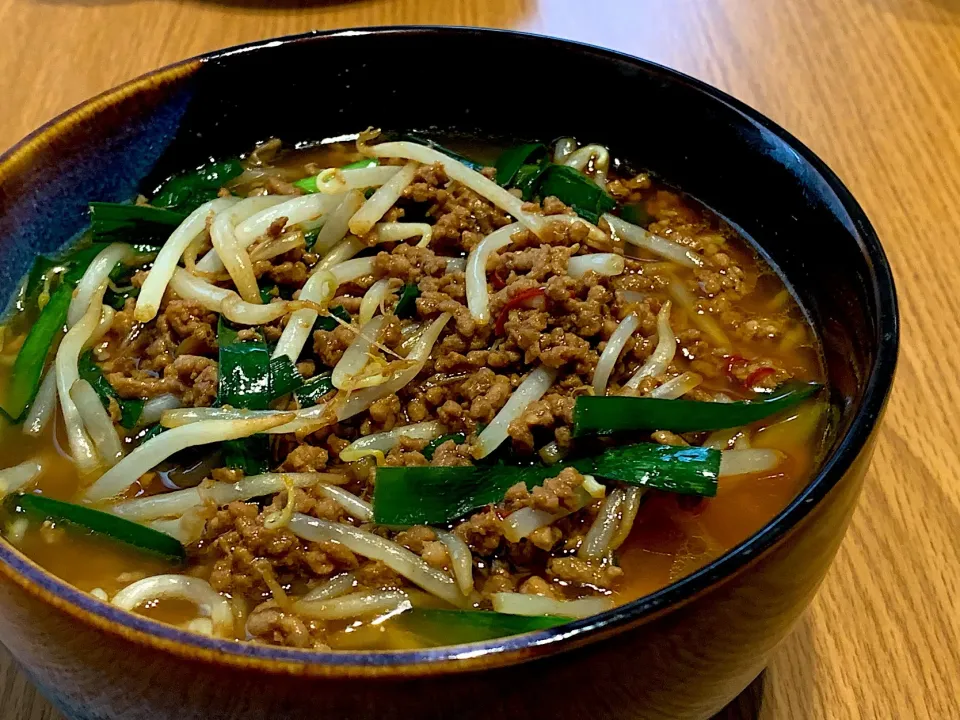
[[0, 27, 897, 720]]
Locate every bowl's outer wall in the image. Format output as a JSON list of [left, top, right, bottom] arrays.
[[0, 442, 874, 720], [0, 29, 894, 720]]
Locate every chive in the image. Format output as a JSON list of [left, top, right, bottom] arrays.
[[216, 319, 271, 473], [512, 161, 551, 201], [217, 323, 308, 407], [293, 177, 317, 194], [573, 382, 823, 437], [342, 158, 379, 170], [259, 282, 278, 303], [59, 243, 113, 285], [134, 424, 165, 445], [0, 284, 72, 422], [620, 202, 652, 228], [294, 372, 334, 408], [494, 143, 546, 186], [104, 288, 135, 311], [89, 203, 186, 245], [3, 242, 128, 422], [398, 608, 569, 644], [216, 320, 303, 473], [536, 165, 616, 224], [422, 432, 466, 461], [5, 493, 185, 563], [220, 437, 271, 476], [394, 284, 420, 319], [78, 352, 144, 430], [586, 444, 719, 495], [21, 255, 56, 304], [268, 355, 304, 398], [294, 158, 380, 193], [314, 305, 352, 332], [304, 226, 322, 250], [217, 320, 271, 411], [373, 443, 720, 526], [400, 134, 486, 172], [153, 158, 243, 214]]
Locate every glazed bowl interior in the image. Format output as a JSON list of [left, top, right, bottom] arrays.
[[0, 27, 897, 667]]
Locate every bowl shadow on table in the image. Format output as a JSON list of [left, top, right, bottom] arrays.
[[710, 612, 817, 720]]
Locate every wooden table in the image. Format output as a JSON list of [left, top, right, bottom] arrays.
[[0, 0, 958, 717]]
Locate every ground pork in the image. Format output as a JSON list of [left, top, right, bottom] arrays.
[[199, 502, 358, 598], [547, 556, 624, 590], [73, 146, 821, 651]]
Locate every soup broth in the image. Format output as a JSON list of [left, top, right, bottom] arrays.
[[0, 133, 827, 650]]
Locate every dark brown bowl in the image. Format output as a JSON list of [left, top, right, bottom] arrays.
[[0, 27, 898, 720]]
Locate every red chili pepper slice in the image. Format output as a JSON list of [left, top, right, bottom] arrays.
[[494, 287, 546, 335], [490, 267, 507, 291], [744, 366, 776, 388], [724, 354, 747, 379]]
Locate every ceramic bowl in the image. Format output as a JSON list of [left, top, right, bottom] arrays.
[[0, 27, 898, 720]]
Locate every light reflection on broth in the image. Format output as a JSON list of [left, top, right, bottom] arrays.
[[0, 134, 829, 650]]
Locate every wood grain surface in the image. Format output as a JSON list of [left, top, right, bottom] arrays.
[[0, 0, 958, 718]]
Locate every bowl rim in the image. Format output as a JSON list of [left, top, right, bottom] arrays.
[[0, 25, 899, 678]]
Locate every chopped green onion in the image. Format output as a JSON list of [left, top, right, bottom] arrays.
[[0, 283, 72, 422], [373, 443, 720, 526], [394, 284, 420, 319], [4, 493, 185, 563], [294, 372, 334, 408], [422, 432, 466, 461], [536, 165, 616, 224], [398, 608, 569, 645], [573, 382, 823, 437], [78, 352, 144, 430], [152, 158, 243, 214], [314, 305, 352, 332], [89, 203, 186, 245], [494, 143, 546, 186]]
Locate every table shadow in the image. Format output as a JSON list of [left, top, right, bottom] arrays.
[[29, 0, 367, 8], [856, 0, 960, 22], [709, 672, 766, 720]]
